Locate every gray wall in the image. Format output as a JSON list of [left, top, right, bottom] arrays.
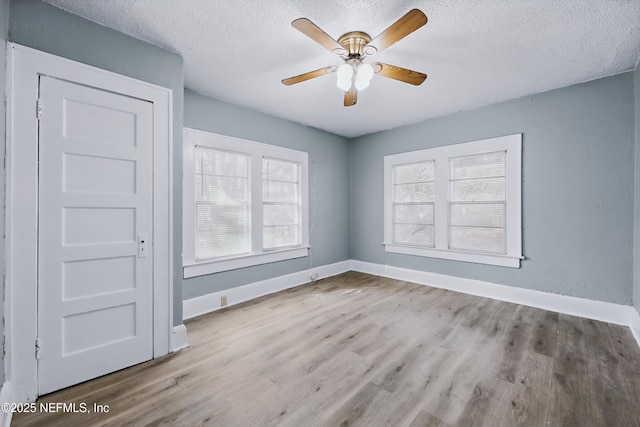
[[351, 73, 635, 305], [183, 90, 350, 299], [9, 0, 185, 325], [635, 60, 640, 314], [0, 0, 10, 385]]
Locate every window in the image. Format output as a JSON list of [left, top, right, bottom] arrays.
[[184, 128, 309, 277], [195, 147, 250, 260], [449, 152, 506, 254], [384, 134, 522, 268], [392, 161, 435, 246], [262, 158, 301, 250]]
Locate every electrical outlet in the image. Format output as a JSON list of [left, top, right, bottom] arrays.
[[310, 272, 319, 281], [221, 295, 228, 307]]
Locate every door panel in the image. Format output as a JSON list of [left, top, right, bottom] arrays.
[[38, 76, 154, 395], [63, 153, 136, 193]]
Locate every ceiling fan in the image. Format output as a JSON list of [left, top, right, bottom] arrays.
[[282, 9, 428, 107]]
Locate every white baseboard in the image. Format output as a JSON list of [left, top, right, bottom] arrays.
[[171, 324, 189, 352], [183, 260, 351, 320], [630, 308, 640, 346], [351, 260, 638, 330], [0, 382, 13, 427]]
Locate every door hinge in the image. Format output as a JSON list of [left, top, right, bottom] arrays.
[[36, 99, 43, 120], [35, 337, 41, 360]]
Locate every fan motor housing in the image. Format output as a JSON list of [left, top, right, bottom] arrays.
[[337, 31, 372, 58]]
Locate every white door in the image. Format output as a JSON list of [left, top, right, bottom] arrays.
[[37, 76, 154, 395]]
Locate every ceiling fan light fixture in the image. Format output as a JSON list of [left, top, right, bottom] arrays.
[[355, 63, 374, 91], [284, 9, 428, 105], [336, 63, 353, 91]]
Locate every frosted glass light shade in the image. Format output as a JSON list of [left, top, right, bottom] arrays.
[[355, 63, 374, 91], [336, 63, 354, 91]]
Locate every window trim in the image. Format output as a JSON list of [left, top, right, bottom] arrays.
[[383, 134, 522, 268], [183, 128, 309, 278]]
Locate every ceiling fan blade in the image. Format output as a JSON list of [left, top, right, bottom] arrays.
[[281, 66, 337, 85], [344, 87, 358, 107], [367, 9, 427, 54], [373, 62, 427, 85], [292, 18, 345, 54]]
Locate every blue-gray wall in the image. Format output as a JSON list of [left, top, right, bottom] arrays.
[[635, 60, 640, 314], [9, 0, 185, 325], [351, 73, 635, 305], [182, 90, 350, 299], [0, 0, 10, 385]]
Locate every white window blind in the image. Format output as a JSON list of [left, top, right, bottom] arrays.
[[195, 146, 250, 260], [392, 161, 435, 246], [263, 158, 301, 250], [449, 152, 506, 254]]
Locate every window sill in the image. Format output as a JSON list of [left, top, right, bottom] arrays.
[[184, 246, 309, 278], [383, 243, 522, 268]]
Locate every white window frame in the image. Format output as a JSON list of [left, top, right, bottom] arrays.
[[183, 128, 309, 278], [384, 134, 522, 268]]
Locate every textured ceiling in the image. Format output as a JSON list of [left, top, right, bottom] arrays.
[[44, 0, 640, 138]]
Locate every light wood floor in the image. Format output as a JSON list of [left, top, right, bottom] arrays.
[[13, 272, 640, 426]]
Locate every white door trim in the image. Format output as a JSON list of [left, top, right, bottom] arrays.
[[5, 43, 174, 402]]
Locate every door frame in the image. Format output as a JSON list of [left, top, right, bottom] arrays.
[[5, 43, 174, 402]]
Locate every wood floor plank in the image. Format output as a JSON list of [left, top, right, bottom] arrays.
[[275, 350, 371, 418], [583, 330, 640, 426], [608, 323, 640, 403], [496, 319, 534, 384], [409, 410, 451, 427], [528, 310, 558, 357], [549, 318, 604, 426], [508, 350, 554, 426], [454, 376, 516, 427], [13, 272, 640, 427], [420, 359, 484, 424], [321, 381, 392, 427], [273, 406, 323, 427]]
